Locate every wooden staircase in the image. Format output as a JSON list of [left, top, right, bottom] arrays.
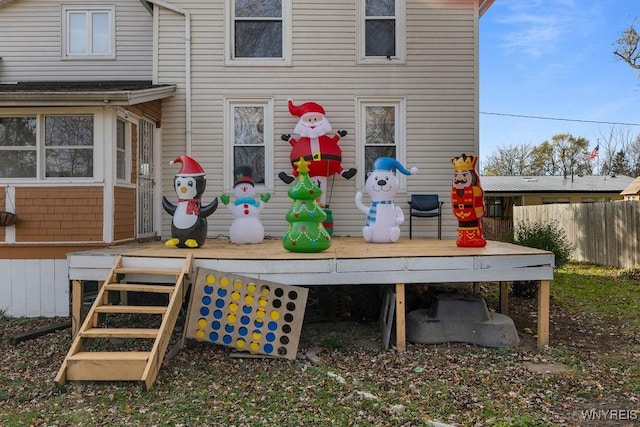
[[55, 254, 193, 390]]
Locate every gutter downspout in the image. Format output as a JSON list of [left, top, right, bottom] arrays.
[[145, 0, 192, 155]]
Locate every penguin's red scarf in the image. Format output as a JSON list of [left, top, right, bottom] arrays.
[[178, 198, 200, 215]]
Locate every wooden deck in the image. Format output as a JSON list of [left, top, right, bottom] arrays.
[[68, 237, 554, 350]]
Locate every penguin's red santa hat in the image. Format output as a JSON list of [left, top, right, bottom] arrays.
[[288, 99, 325, 118], [170, 155, 205, 177]]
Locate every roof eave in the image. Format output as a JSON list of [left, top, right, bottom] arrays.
[[0, 85, 176, 107]]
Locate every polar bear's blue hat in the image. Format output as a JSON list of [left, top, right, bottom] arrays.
[[372, 157, 417, 175]]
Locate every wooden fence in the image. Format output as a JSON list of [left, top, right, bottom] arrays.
[[512, 201, 640, 269]]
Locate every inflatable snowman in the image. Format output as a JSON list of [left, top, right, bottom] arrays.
[[220, 166, 270, 244], [355, 157, 417, 243]]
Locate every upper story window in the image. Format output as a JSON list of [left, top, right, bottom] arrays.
[[0, 115, 94, 179], [226, 0, 292, 65], [358, 0, 405, 63], [356, 98, 407, 189], [224, 99, 274, 190], [62, 6, 115, 59]]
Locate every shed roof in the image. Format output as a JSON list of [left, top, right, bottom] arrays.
[[620, 176, 640, 196], [481, 175, 636, 194]]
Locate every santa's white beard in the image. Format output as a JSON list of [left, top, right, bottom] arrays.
[[294, 119, 332, 138]]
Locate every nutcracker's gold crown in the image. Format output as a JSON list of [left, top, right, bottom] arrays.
[[452, 155, 476, 171]]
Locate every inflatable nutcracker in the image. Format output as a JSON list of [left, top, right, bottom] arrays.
[[451, 153, 487, 247]]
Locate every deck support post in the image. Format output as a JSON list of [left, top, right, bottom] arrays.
[[537, 280, 550, 348], [395, 283, 406, 352]]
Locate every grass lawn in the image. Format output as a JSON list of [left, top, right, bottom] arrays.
[[0, 262, 638, 426]]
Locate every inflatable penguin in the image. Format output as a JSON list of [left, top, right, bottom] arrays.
[[162, 155, 218, 248], [220, 166, 270, 244], [355, 157, 417, 243]]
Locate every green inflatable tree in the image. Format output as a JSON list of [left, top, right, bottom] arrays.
[[282, 158, 332, 253]]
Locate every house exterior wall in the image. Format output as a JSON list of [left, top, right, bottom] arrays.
[[0, 0, 153, 82], [155, 0, 480, 240], [114, 186, 136, 241]]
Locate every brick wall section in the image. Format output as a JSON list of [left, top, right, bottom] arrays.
[[15, 186, 103, 242], [0, 187, 5, 242], [114, 186, 136, 241]]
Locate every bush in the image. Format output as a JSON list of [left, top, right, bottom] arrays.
[[507, 220, 575, 298]]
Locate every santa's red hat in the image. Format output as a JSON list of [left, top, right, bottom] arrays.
[[170, 155, 205, 176], [288, 99, 325, 117]]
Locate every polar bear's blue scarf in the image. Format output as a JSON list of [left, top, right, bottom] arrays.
[[366, 200, 393, 226]]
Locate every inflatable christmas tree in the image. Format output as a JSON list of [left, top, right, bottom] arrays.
[[282, 158, 332, 253]]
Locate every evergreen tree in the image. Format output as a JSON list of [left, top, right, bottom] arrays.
[[282, 158, 332, 252]]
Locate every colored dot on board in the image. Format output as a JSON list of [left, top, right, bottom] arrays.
[[204, 286, 213, 295], [268, 321, 278, 331], [213, 310, 223, 319], [202, 295, 211, 305], [247, 283, 257, 293], [270, 310, 280, 320], [200, 307, 209, 316], [261, 286, 270, 295], [244, 294, 255, 304], [236, 339, 246, 349], [195, 329, 205, 340], [234, 280, 243, 290], [209, 332, 218, 342], [227, 313, 237, 323], [225, 324, 234, 333], [256, 308, 266, 318], [243, 305, 252, 314], [223, 335, 232, 345], [264, 344, 274, 353], [217, 288, 227, 297], [239, 326, 248, 336], [215, 299, 225, 308], [250, 341, 260, 352], [219, 277, 229, 287], [229, 302, 239, 312], [275, 288, 284, 297], [266, 332, 275, 342], [284, 313, 294, 322], [212, 321, 221, 330], [231, 291, 241, 301], [198, 318, 208, 328], [252, 330, 262, 340], [206, 274, 216, 284], [241, 315, 250, 325]]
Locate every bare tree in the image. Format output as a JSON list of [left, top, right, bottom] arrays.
[[597, 126, 637, 176], [614, 17, 640, 77]]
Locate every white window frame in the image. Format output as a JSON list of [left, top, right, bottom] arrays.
[[61, 5, 116, 59], [223, 98, 274, 191], [0, 109, 101, 184], [356, 97, 408, 190], [224, 0, 292, 66], [357, 0, 406, 64], [115, 114, 132, 184]]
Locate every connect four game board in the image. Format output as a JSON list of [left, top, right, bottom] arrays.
[[185, 268, 308, 360]]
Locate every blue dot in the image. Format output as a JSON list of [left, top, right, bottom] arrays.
[[241, 316, 250, 325], [215, 299, 225, 308], [212, 321, 221, 330], [239, 327, 248, 336], [202, 295, 211, 305], [268, 321, 278, 331], [255, 319, 263, 328], [204, 286, 213, 294], [311, 241, 317, 246], [213, 310, 223, 319], [225, 324, 234, 333], [209, 331, 218, 341], [243, 305, 252, 314], [264, 344, 274, 353], [218, 288, 227, 297], [266, 332, 276, 342], [223, 335, 232, 345], [200, 307, 209, 316]]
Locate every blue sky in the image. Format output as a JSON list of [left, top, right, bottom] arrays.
[[479, 0, 640, 165]]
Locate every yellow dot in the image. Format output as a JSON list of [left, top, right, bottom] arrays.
[[220, 277, 229, 287], [229, 302, 239, 312], [198, 318, 208, 328], [244, 294, 254, 304], [227, 314, 236, 323], [206, 274, 216, 284], [270, 310, 280, 320], [233, 280, 243, 290], [236, 339, 246, 349], [256, 308, 266, 318], [252, 330, 262, 340], [195, 329, 205, 340], [247, 283, 257, 293], [250, 341, 260, 352], [260, 286, 270, 295], [231, 291, 241, 301], [258, 296, 268, 307]]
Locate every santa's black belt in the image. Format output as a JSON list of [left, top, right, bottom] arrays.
[[291, 154, 342, 163], [457, 204, 475, 209]]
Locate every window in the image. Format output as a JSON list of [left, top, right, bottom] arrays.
[[357, 98, 406, 186], [63, 6, 115, 58], [0, 115, 94, 179], [226, 0, 291, 65], [541, 198, 570, 204], [224, 99, 274, 190], [116, 118, 128, 181], [485, 197, 505, 218], [358, 0, 405, 63]]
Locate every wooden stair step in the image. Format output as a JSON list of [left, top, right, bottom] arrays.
[[114, 267, 182, 276], [95, 305, 168, 315], [104, 283, 175, 293], [80, 327, 160, 339], [66, 351, 150, 381]]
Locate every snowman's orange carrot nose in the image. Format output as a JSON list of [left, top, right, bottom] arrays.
[[181, 187, 187, 193]]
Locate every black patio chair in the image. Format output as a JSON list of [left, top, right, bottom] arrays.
[[408, 194, 443, 239]]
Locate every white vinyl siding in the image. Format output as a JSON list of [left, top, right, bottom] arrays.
[[152, 0, 479, 239], [0, 0, 152, 81]]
